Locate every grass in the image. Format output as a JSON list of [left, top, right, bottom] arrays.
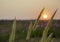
[[39, 9, 58, 42], [33, 8, 45, 31], [0, 8, 59, 42], [9, 17, 16, 42], [26, 22, 33, 40], [9, 9, 58, 42], [26, 8, 45, 40]]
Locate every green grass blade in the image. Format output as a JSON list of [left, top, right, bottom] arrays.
[[9, 17, 16, 42], [39, 9, 58, 42], [26, 22, 33, 40], [42, 9, 58, 38], [33, 8, 45, 31], [26, 8, 45, 41], [46, 33, 53, 42]]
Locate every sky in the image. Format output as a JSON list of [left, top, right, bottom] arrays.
[[0, 0, 60, 20]]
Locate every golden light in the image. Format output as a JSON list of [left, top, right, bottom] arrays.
[[40, 9, 52, 20], [43, 14, 48, 19]]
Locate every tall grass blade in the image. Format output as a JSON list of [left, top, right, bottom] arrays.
[[26, 8, 45, 40], [39, 9, 58, 42], [26, 22, 33, 40], [46, 33, 53, 42], [33, 8, 45, 31], [42, 9, 58, 38], [9, 17, 16, 42]]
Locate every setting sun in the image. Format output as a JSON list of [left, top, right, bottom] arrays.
[[43, 14, 48, 19], [40, 9, 52, 20]]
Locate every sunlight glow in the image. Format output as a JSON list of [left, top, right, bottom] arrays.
[[43, 14, 48, 19]]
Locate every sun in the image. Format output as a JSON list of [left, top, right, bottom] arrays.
[[43, 14, 48, 19]]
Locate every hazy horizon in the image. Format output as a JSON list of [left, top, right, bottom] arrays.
[[0, 0, 60, 20]]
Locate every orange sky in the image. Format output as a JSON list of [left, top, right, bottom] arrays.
[[0, 0, 60, 20]]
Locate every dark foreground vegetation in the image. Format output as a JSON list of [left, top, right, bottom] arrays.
[[0, 20, 60, 42]]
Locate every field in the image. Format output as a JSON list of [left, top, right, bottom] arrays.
[[0, 20, 60, 42]]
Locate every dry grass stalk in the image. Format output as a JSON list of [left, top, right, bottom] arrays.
[[26, 22, 33, 40], [33, 8, 45, 31], [39, 9, 58, 42], [9, 17, 16, 42]]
